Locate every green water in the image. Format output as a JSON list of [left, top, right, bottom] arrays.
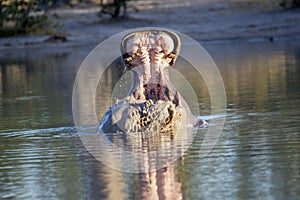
[[0, 40, 299, 199]]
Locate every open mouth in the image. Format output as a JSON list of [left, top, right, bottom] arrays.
[[121, 30, 181, 105], [99, 30, 199, 134]]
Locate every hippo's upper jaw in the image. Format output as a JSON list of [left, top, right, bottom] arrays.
[[121, 30, 181, 104], [100, 30, 201, 134]]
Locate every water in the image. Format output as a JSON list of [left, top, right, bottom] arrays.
[[0, 40, 300, 199]]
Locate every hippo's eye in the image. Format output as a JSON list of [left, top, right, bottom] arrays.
[[123, 53, 133, 66], [166, 52, 176, 66], [125, 56, 133, 62]]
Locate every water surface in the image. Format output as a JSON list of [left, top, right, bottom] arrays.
[[0, 40, 299, 199]]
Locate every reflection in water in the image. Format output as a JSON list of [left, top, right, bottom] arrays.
[[129, 165, 183, 200], [0, 52, 79, 131], [80, 132, 186, 199], [0, 41, 300, 199]]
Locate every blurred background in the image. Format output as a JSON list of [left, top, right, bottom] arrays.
[[0, 0, 299, 199]]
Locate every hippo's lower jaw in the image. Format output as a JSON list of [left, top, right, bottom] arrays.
[[100, 98, 184, 134], [99, 30, 203, 134]]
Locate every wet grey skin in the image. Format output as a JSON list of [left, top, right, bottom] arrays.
[[100, 30, 206, 134]]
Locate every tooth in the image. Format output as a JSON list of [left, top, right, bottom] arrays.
[[157, 39, 161, 47], [150, 37, 155, 45], [160, 34, 174, 52], [132, 45, 138, 54], [129, 93, 135, 102], [125, 37, 133, 52]]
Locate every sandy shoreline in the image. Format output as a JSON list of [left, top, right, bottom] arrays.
[[0, 0, 299, 53]]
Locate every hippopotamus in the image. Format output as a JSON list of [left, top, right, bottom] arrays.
[[99, 30, 206, 134]]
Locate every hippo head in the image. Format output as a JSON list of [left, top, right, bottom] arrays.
[[120, 30, 181, 105], [99, 30, 205, 134]]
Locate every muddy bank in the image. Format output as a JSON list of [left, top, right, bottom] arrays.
[[0, 0, 299, 53]]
